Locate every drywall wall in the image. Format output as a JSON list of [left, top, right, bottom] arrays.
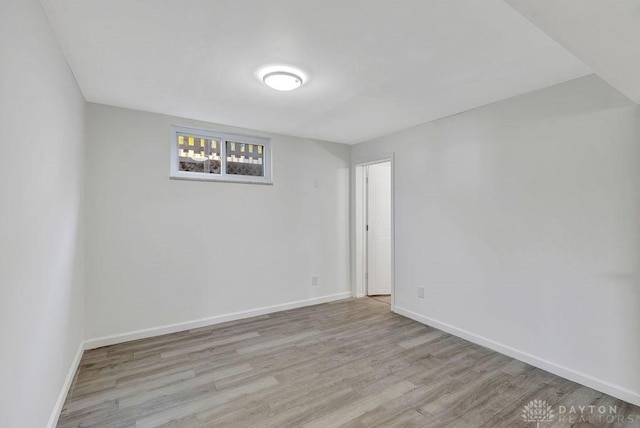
[[84, 104, 350, 339], [0, 0, 86, 427], [351, 74, 640, 404]]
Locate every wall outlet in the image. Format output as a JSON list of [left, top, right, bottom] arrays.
[[417, 287, 425, 298], [312, 276, 319, 286]]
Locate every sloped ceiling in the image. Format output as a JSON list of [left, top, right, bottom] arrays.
[[506, 0, 640, 105], [41, 0, 591, 144]]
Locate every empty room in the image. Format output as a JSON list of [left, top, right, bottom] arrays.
[[2, 0, 640, 427]]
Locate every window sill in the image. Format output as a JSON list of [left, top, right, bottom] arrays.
[[169, 175, 273, 185]]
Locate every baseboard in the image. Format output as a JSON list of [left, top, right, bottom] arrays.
[[47, 341, 84, 428], [393, 305, 640, 407], [85, 292, 352, 350]]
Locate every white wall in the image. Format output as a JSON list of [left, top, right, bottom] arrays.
[[0, 0, 86, 427], [84, 104, 350, 339], [352, 74, 640, 404]]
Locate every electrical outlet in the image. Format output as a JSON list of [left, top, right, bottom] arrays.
[[312, 276, 319, 286], [417, 287, 425, 298]]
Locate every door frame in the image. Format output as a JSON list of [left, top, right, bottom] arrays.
[[350, 153, 395, 311]]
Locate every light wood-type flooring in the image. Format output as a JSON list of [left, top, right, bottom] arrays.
[[58, 298, 640, 427], [369, 295, 391, 305]]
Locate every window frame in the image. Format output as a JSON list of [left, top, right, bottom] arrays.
[[169, 125, 272, 184]]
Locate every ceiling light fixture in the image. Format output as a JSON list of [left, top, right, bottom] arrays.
[[263, 71, 303, 91]]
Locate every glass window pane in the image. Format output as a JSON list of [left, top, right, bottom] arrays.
[[178, 133, 221, 174], [225, 141, 264, 177]]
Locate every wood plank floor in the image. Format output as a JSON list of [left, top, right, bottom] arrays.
[[58, 298, 640, 427], [369, 295, 391, 305]]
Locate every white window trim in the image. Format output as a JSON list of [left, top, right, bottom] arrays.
[[169, 125, 272, 185]]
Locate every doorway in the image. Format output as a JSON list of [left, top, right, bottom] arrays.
[[365, 162, 392, 297], [352, 155, 394, 310]]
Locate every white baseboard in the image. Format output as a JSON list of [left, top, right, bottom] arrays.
[[393, 305, 640, 407], [84, 292, 352, 350], [47, 341, 84, 428]]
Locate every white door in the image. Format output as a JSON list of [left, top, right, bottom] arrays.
[[366, 162, 391, 296]]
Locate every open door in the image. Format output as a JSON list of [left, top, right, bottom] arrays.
[[366, 162, 391, 296]]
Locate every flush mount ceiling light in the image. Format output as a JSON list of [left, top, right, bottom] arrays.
[[262, 71, 303, 91]]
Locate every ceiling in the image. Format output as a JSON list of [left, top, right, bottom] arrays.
[[41, 0, 592, 144], [506, 0, 640, 105]]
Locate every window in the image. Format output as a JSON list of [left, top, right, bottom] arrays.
[[170, 125, 272, 184]]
